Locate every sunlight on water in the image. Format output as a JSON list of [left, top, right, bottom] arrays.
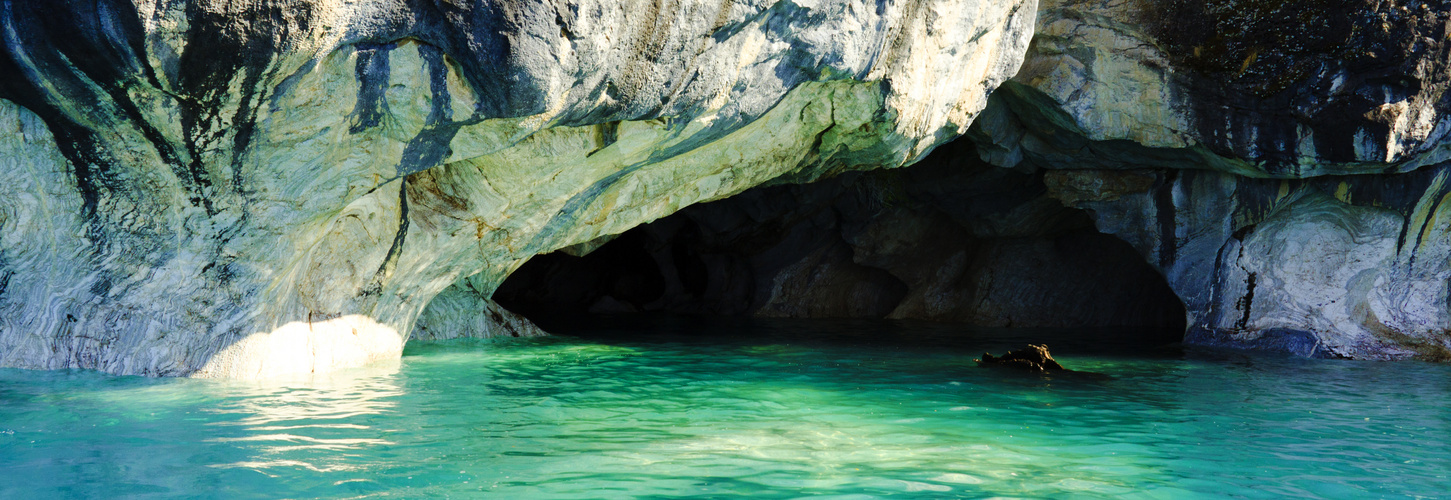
[[1, 319, 1448, 498]]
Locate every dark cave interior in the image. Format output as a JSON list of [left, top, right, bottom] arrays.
[[494, 138, 1187, 341]]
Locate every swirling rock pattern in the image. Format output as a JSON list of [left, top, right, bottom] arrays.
[[1045, 168, 1451, 359], [0, 0, 1035, 377], [7, 0, 1451, 375], [989, 0, 1451, 359], [985, 0, 1451, 177]]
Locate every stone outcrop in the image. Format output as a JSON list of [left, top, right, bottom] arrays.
[[975, 344, 1067, 373], [0, 0, 1035, 377], [410, 282, 546, 341]]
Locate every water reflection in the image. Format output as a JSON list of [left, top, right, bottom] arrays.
[[3, 322, 1450, 499], [202, 365, 403, 475]]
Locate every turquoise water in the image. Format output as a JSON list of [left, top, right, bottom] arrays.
[[2, 318, 1448, 499]]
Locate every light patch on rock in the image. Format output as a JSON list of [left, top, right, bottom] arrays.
[[195, 315, 405, 380]]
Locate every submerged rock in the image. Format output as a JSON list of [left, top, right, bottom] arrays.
[[976, 344, 1067, 373]]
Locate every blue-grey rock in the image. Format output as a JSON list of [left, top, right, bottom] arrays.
[[974, 0, 1451, 360], [0, 0, 1036, 377]]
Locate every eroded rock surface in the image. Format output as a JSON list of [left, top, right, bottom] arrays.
[[979, 0, 1451, 360], [6, 0, 1451, 375], [985, 0, 1451, 176], [0, 0, 1035, 377], [494, 0, 1451, 360], [1047, 167, 1451, 360]]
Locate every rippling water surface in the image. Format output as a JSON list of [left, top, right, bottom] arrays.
[[2, 317, 1448, 498]]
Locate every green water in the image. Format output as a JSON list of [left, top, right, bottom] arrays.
[[2, 318, 1448, 499]]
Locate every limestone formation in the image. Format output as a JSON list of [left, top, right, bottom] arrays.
[[0, 0, 1035, 377], [410, 282, 546, 341]]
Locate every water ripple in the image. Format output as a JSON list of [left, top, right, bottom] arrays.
[[2, 322, 1449, 499]]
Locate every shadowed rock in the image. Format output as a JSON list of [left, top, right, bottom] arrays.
[[494, 140, 1188, 329], [976, 344, 1068, 373]]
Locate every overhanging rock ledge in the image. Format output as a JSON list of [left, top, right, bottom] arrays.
[[0, 0, 1035, 377]]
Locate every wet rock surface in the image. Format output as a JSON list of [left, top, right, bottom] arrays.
[[976, 344, 1068, 373]]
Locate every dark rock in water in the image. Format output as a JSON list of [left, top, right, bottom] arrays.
[[976, 344, 1068, 373]]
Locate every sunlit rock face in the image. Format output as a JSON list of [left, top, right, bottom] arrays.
[[982, 0, 1451, 176], [0, 0, 1035, 377], [6, 0, 1450, 373], [1047, 168, 1451, 360], [979, 0, 1451, 359]]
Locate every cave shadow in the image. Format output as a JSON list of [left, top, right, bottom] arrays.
[[490, 138, 1189, 357], [530, 313, 1185, 360]]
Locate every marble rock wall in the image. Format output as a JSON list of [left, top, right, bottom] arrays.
[[1046, 168, 1451, 360], [978, 0, 1451, 360], [6, 0, 1451, 375], [981, 0, 1451, 177], [0, 0, 1035, 377]]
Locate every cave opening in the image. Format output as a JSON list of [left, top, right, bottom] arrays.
[[493, 138, 1187, 348]]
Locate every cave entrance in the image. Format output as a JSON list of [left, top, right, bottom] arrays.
[[493, 139, 1186, 348]]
